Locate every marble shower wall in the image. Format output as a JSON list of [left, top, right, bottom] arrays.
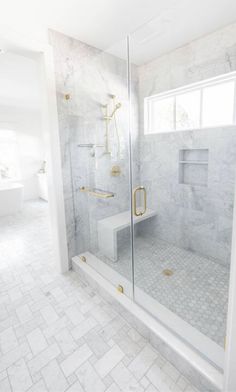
[[49, 30, 139, 262], [137, 22, 236, 265], [50, 22, 236, 267]]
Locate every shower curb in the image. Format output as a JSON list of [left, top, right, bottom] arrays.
[[72, 256, 222, 392]]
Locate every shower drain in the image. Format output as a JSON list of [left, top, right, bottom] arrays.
[[162, 269, 174, 276]]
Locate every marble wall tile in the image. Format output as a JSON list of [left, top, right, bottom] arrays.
[[49, 30, 139, 263], [50, 23, 236, 267], [137, 23, 236, 266]]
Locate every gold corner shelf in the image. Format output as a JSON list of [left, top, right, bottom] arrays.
[[79, 186, 115, 199]]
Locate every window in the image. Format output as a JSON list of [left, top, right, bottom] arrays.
[[176, 90, 200, 130], [151, 96, 174, 132], [202, 82, 235, 127], [144, 72, 236, 134]]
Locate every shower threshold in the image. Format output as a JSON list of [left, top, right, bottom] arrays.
[[72, 252, 223, 391]]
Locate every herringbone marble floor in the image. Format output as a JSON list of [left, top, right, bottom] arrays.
[[0, 200, 200, 392]]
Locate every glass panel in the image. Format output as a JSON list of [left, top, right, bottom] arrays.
[[129, 16, 235, 369], [202, 81, 235, 127], [176, 90, 201, 130], [67, 38, 134, 298]]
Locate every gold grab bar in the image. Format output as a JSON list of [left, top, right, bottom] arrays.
[[133, 186, 147, 216], [79, 186, 114, 199]]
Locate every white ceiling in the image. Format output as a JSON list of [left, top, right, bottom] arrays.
[[1, 0, 236, 64]]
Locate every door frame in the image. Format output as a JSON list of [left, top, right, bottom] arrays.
[[0, 26, 69, 273]]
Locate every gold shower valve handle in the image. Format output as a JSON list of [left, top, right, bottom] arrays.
[[111, 166, 121, 177], [133, 186, 147, 217]]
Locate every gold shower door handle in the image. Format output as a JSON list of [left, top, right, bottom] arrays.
[[133, 186, 147, 216]]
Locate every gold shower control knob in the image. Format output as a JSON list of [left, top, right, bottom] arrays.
[[79, 255, 87, 262], [111, 166, 121, 176]]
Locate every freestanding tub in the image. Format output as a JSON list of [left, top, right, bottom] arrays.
[[0, 182, 24, 217]]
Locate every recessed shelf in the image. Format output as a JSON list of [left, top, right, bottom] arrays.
[[179, 161, 208, 165], [179, 149, 209, 187]]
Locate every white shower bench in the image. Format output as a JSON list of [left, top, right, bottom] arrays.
[[98, 209, 157, 261]]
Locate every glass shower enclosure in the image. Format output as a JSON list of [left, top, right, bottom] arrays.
[[71, 19, 236, 372]]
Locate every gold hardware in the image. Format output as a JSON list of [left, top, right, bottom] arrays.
[[111, 166, 121, 177], [117, 285, 124, 293], [162, 269, 173, 276], [79, 186, 114, 199], [133, 186, 147, 216], [79, 186, 88, 192], [64, 93, 70, 100], [102, 95, 122, 155], [79, 255, 86, 262]]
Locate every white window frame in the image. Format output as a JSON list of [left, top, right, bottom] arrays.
[[144, 71, 236, 134]]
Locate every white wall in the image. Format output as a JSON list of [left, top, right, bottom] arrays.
[[0, 52, 45, 200]]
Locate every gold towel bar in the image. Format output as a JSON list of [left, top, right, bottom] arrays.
[[79, 186, 115, 199]]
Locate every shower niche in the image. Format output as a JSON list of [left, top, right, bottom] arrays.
[[179, 148, 209, 187]]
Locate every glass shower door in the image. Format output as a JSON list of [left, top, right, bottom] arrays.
[[68, 37, 134, 298], [129, 19, 234, 369]]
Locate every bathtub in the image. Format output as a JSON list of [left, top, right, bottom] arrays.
[[0, 182, 24, 216]]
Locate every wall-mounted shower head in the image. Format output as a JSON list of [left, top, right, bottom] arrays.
[[102, 94, 122, 155], [110, 102, 121, 118]]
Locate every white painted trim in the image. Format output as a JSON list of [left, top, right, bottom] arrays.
[[146, 71, 236, 102], [40, 47, 69, 273], [0, 26, 69, 273], [72, 254, 223, 391]]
